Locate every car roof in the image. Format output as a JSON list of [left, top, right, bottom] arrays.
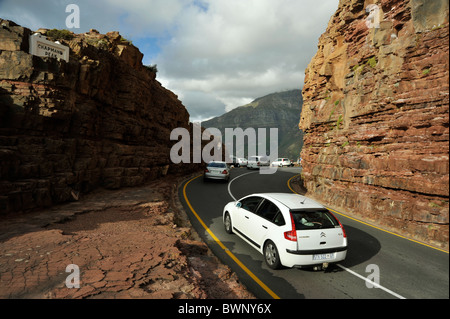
[[252, 193, 325, 210]]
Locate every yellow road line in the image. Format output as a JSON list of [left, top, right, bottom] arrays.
[[183, 175, 280, 299], [287, 174, 449, 254]]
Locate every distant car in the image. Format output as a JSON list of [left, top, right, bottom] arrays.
[[204, 161, 230, 182], [271, 158, 292, 167], [223, 193, 347, 269], [237, 158, 248, 167], [247, 156, 270, 169]]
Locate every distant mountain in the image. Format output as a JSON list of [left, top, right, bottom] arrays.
[[202, 89, 304, 160]]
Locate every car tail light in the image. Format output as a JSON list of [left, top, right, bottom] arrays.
[[257, 162, 260, 166], [329, 210, 347, 238], [205, 169, 209, 173], [284, 212, 297, 242], [221, 170, 227, 174]]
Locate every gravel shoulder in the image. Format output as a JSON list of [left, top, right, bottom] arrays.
[[0, 173, 255, 299]]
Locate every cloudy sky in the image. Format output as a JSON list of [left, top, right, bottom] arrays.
[[0, 0, 338, 122]]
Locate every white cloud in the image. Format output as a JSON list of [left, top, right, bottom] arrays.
[[0, 0, 338, 121], [153, 0, 338, 120]]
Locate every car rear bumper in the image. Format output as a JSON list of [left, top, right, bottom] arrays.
[[281, 247, 347, 268], [286, 246, 347, 255], [204, 173, 229, 180]]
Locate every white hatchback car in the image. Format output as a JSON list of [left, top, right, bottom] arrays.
[[271, 158, 292, 167], [223, 193, 347, 269], [237, 158, 248, 167]]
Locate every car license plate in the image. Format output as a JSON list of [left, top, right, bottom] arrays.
[[313, 253, 335, 261]]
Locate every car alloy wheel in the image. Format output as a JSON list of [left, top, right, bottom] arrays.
[[264, 240, 281, 269], [224, 213, 233, 234]]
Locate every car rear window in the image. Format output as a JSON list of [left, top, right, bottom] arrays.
[[290, 209, 339, 230], [208, 162, 226, 168], [249, 156, 268, 161]]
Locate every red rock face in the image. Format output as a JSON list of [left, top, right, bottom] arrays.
[[0, 20, 198, 214], [299, 0, 449, 249]]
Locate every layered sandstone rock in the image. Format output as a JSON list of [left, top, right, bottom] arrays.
[[299, 0, 449, 248], [0, 20, 197, 214]]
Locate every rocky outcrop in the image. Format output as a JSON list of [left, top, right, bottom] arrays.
[[0, 20, 197, 214], [299, 0, 449, 248]]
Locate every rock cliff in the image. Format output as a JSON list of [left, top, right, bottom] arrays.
[[0, 20, 197, 214], [299, 0, 449, 248]]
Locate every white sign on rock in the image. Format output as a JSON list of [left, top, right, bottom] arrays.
[[29, 33, 70, 62]]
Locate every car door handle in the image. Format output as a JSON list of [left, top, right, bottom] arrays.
[[245, 216, 249, 219], [262, 225, 268, 229]]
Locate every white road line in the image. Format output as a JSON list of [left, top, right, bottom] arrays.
[[337, 264, 407, 299], [227, 171, 257, 201]]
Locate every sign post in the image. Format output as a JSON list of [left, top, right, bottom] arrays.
[[29, 33, 70, 62]]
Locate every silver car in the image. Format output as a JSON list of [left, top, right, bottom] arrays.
[[247, 155, 270, 169], [204, 161, 230, 182]]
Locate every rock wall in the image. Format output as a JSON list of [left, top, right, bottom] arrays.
[[299, 0, 449, 248], [0, 20, 197, 214]]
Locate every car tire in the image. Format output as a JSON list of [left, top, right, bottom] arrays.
[[224, 212, 233, 234], [264, 240, 281, 270]]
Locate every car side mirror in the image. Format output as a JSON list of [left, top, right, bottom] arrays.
[[236, 202, 242, 208]]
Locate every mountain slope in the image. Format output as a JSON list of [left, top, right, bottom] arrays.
[[203, 90, 303, 160]]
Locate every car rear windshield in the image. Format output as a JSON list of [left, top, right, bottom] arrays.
[[208, 162, 227, 168], [249, 156, 268, 161], [290, 209, 339, 230]]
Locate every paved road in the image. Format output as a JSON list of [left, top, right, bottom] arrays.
[[179, 167, 449, 299]]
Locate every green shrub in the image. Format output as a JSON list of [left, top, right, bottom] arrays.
[[46, 29, 74, 41], [367, 57, 377, 68]]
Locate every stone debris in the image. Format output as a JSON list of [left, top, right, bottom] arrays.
[[0, 176, 255, 299]]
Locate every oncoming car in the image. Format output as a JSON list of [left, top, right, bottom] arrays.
[[222, 193, 347, 269], [204, 161, 230, 182]]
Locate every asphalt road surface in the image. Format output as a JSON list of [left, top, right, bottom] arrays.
[[179, 167, 449, 299]]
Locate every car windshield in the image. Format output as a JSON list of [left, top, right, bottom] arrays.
[[290, 209, 339, 230], [208, 162, 226, 168]]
